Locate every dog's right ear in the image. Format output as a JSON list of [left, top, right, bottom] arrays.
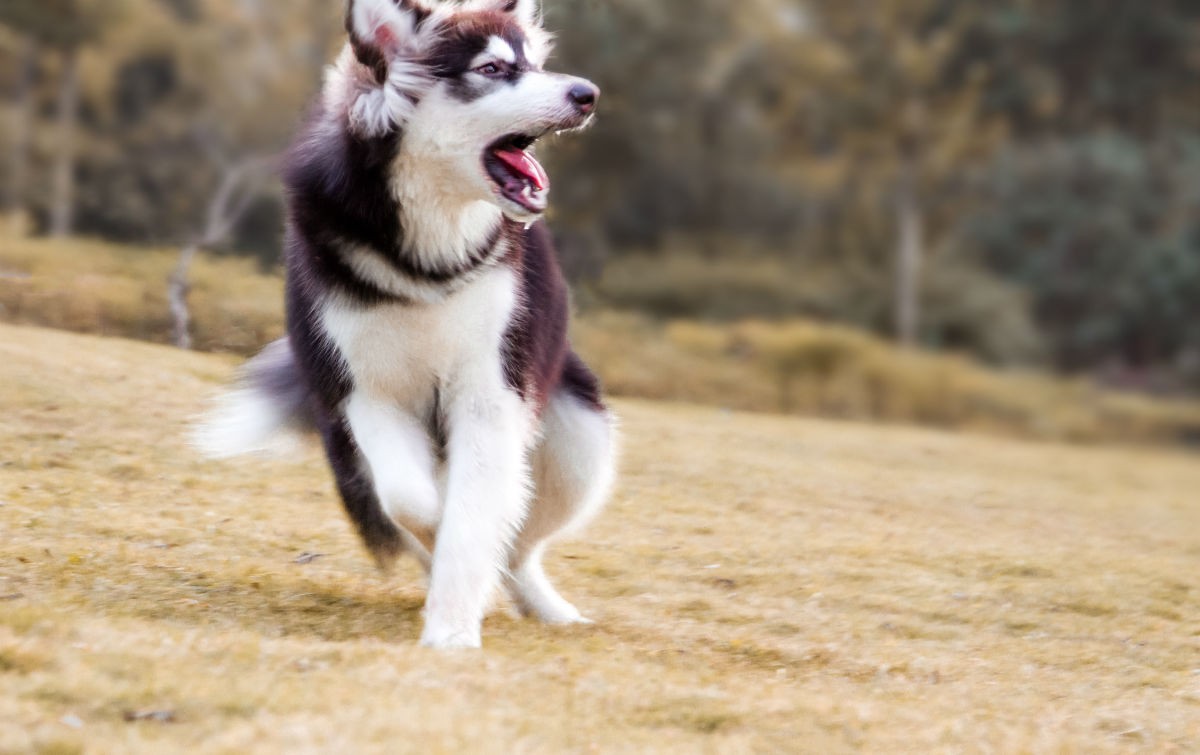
[[346, 0, 433, 85]]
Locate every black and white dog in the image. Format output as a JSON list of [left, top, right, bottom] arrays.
[[197, 0, 615, 649]]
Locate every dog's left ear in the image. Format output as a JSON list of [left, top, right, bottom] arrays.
[[346, 0, 436, 84], [339, 0, 441, 136], [474, 0, 541, 27]]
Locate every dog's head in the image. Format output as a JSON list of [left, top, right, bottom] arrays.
[[329, 0, 598, 223]]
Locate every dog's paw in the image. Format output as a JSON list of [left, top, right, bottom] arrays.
[[418, 624, 482, 650], [549, 613, 594, 627], [531, 602, 592, 626]]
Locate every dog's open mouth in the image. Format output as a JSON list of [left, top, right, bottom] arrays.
[[484, 134, 550, 215]]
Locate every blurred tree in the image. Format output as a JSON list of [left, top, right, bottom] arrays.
[[950, 0, 1200, 382], [0, 0, 339, 252], [799, 0, 1009, 346], [50, 45, 81, 237], [548, 0, 1024, 355], [1, 34, 35, 227], [965, 135, 1200, 379], [0, 0, 115, 236], [545, 0, 833, 253], [0, 0, 1195, 390], [955, 0, 1200, 140], [170, 153, 277, 349]]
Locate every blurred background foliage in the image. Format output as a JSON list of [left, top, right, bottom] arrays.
[[1, 0, 1198, 399]]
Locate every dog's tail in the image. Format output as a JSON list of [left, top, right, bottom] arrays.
[[192, 338, 316, 458], [193, 340, 411, 569]]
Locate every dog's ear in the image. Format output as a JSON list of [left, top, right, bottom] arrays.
[[473, 0, 541, 27], [346, 0, 435, 84], [502, 0, 540, 27], [338, 0, 441, 136]]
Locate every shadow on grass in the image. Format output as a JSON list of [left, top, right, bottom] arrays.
[[59, 565, 429, 644]]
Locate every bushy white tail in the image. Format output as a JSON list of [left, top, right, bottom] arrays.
[[191, 338, 314, 458]]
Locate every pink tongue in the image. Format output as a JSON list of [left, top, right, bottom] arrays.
[[494, 147, 549, 192]]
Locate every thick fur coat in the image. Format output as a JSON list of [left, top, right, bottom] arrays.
[[197, 0, 615, 649]]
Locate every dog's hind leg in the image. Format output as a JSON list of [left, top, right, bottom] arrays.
[[506, 374, 616, 624]]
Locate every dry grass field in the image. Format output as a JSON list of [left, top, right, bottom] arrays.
[[5, 235, 1200, 447], [2, 322, 1199, 753]]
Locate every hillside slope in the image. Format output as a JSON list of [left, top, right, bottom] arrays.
[[5, 236, 1200, 447], [1, 323, 1198, 753]]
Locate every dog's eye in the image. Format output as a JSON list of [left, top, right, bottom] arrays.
[[474, 62, 503, 77]]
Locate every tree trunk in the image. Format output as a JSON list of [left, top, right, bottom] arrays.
[[169, 244, 198, 350], [894, 157, 922, 346], [169, 154, 277, 349], [5, 37, 36, 227], [50, 47, 81, 238]]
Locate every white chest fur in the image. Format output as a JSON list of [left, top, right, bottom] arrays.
[[320, 265, 520, 408], [319, 261, 535, 650]]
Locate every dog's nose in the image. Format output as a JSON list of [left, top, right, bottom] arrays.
[[568, 82, 599, 114]]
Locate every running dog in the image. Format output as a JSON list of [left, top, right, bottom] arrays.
[[197, 0, 615, 649]]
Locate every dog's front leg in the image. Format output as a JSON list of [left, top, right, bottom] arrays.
[[420, 387, 530, 649]]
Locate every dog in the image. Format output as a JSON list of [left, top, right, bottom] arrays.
[[196, 0, 615, 649]]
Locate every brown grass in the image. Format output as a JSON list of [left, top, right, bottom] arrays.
[[573, 313, 1200, 446], [3, 235, 1200, 448], [2, 322, 1199, 752], [0, 235, 283, 353]]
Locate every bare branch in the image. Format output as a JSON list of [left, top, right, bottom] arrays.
[[169, 153, 279, 349]]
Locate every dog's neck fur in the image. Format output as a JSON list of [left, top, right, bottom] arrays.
[[391, 153, 504, 273], [313, 48, 507, 281]]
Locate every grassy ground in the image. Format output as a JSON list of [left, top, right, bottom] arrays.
[[2, 322, 1199, 753], [0, 236, 284, 354], [5, 235, 1200, 447]]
